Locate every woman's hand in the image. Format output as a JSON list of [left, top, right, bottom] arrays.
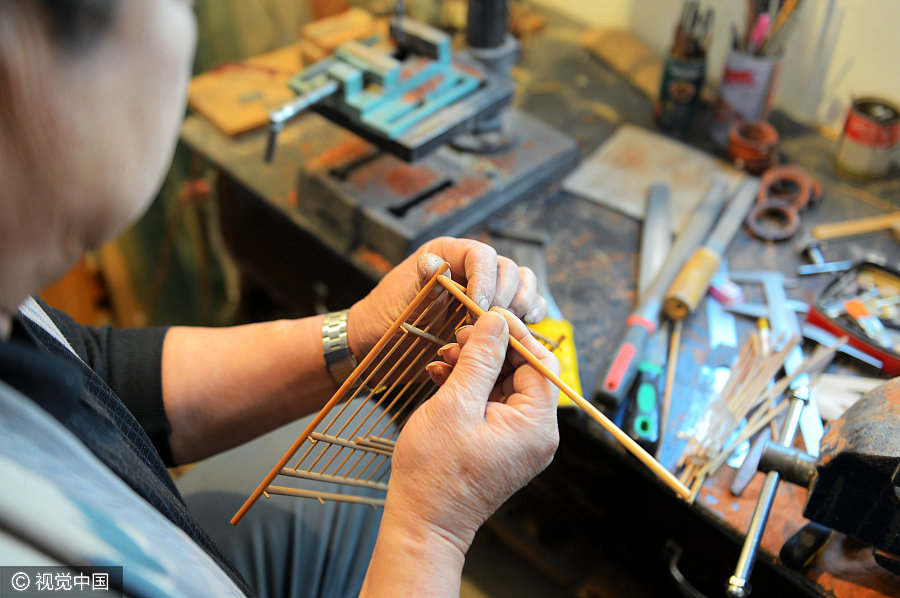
[[347, 237, 547, 359], [385, 308, 560, 553]]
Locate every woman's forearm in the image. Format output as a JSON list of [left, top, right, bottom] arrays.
[[161, 315, 337, 464], [359, 500, 467, 598]]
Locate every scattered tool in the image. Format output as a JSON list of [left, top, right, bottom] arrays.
[[751, 378, 900, 576], [671, 1, 714, 60], [624, 322, 668, 453], [725, 267, 828, 598], [623, 185, 673, 451], [726, 301, 885, 369], [489, 227, 582, 407], [658, 320, 682, 458], [656, 1, 713, 134], [664, 177, 759, 320], [594, 180, 730, 410], [265, 3, 578, 264], [231, 266, 693, 527], [807, 261, 900, 375], [811, 211, 900, 241], [795, 236, 853, 275], [638, 184, 673, 297]]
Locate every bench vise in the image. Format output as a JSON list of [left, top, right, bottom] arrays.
[[758, 377, 900, 576], [265, 17, 514, 162]]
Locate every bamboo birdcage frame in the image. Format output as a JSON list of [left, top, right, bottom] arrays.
[[231, 267, 691, 525]]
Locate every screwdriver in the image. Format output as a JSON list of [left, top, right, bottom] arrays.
[[623, 322, 669, 453], [594, 180, 730, 411]]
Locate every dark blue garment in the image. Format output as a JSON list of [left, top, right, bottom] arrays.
[[3, 309, 254, 598]]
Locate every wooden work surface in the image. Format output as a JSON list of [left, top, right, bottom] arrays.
[[179, 6, 900, 596]]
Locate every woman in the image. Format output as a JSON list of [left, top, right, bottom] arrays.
[[0, 1, 560, 596]]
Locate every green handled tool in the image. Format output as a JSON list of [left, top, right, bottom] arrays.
[[624, 322, 669, 453]]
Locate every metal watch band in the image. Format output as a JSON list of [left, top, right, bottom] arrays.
[[321, 309, 358, 385]]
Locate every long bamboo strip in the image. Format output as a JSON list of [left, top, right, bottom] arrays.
[[230, 272, 446, 525], [266, 485, 385, 508], [437, 276, 693, 501], [278, 468, 389, 491]]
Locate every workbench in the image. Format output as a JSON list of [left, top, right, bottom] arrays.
[[179, 6, 900, 596]]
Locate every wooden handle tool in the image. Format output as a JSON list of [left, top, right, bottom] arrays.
[[664, 177, 759, 320]]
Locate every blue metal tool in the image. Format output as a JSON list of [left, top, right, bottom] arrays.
[[265, 18, 509, 162]]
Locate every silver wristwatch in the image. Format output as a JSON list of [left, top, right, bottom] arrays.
[[321, 309, 358, 385]]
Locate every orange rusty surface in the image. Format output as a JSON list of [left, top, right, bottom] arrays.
[[701, 432, 900, 597], [285, 189, 299, 208], [305, 135, 372, 171], [383, 163, 438, 196], [819, 378, 900, 467], [400, 57, 430, 81], [403, 74, 446, 103], [424, 177, 490, 216], [354, 246, 393, 273]]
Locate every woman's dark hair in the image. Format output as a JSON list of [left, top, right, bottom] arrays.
[[39, 0, 118, 49]]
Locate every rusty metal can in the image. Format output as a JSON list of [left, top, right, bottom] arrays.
[[835, 97, 900, 178]]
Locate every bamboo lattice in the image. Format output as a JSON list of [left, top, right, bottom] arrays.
[[231, 267, 691, 525]]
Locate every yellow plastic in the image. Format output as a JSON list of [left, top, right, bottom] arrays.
[[528, 318, 581, 407]]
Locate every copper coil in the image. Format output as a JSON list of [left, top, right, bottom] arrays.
[[746, 198, 799, 241], [729, 121, 779, 174], [757, 165, 818, 210]]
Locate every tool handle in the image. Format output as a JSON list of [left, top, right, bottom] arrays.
[[623, 362, 662, 452], [779, 522, 831, 570], [664, 246, 722, 320], [811, 212, 900, 240], [594, 320, 653, 410]]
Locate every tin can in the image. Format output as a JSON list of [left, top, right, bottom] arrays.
[[656, 55, 705, 136], [835, 97, 900, 179], [710, 50, 780, 147]]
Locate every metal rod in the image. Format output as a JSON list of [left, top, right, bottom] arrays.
[[727, 387, 807, 598]]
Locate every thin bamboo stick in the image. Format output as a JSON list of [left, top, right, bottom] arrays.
[[401, 322, 450, 346], [278, 468, 389, 491], [657, 320, 681, 459], [437, 275, 693, 501], [266, 485, 385, 508], [230, 271, 446, 525]]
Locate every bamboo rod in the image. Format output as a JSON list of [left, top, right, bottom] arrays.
[[230, 271, 446, 525], [333, 306, 466, 478], [437, 276, 693, 501], [658, 320, 681, 458], [279, 468, 389, 491], [266, 485, 386, 507], [308, 432, 394, 456], [307, 299, 460, 474], [401, 322, 450, 346]]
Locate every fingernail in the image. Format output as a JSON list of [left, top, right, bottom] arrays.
[[525, 307, 542, 323], [425, 362, 447, 384], [479, 310, 506, 335], [437, 343, 454, 357]]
